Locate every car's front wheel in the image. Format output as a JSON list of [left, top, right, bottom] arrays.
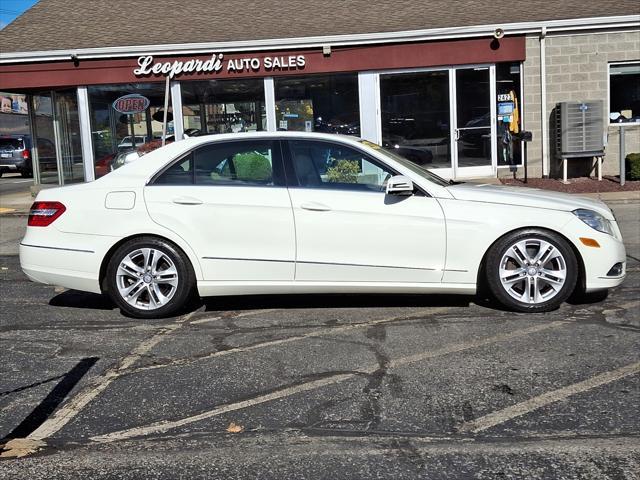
[[485, 229, 578, 313], [106, 237, 195, 318]]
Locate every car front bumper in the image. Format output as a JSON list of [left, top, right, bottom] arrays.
[[564, 217, 627, 292]]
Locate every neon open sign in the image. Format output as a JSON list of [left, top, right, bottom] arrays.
[[113, 94, 150, 114]]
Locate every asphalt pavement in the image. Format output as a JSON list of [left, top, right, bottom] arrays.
[[0, 201, 638, 479], [0, 173, 33, 196]]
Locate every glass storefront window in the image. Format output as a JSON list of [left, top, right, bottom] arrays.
[[181, 79, 266, 135], [54, 89, 84, 184], [380, 71, 450, 168], [274, 74, 360, 136], [88, 83, 172, 178], [31, 93, 58, 184], [609, 62, 640, 124], [496, 63, 522, 167]]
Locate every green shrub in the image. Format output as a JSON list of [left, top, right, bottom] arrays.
[[232, 152, 272, 182], [326, 159, 359, 183], [626, 153, 640, 181]]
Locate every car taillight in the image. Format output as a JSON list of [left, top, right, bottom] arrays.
[[28, 201, 66, 227], [22, 149, 30, 160]]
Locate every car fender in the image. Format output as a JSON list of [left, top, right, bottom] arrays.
[[34, 185, 204, 281], [437, 198, 574, 284]]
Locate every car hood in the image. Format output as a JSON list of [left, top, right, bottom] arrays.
[[445, 183, 615, 220]]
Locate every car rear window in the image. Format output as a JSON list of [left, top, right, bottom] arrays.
[[0, 138, 24, 150]]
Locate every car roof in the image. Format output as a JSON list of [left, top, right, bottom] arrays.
[[183, 131, 360, 146]]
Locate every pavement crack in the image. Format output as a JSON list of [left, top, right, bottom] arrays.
[[361, 325, 391, 432], [120, 309, 453, 375]]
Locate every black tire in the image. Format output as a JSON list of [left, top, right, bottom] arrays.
[[20, 169, 33, 178], [485, 229, 579, 313], [105, 236, 195, 318]]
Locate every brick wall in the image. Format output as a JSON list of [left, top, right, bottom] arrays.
[[515, 30, 640, 179]]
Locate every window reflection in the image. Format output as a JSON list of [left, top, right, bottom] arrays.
[[275, 74, 360, 136], [496, 63, 522, 167], [380, 71, 450, 168], [455, 67, 492, 168], [181, 79, 266, 135], [88, 83, 172, 178], [55, 89, 84, 184], [289, 140, 391, 191], [609, 63, 640, 124], [31, 93, 58, 184]]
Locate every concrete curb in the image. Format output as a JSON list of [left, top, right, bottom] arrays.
[[0, 190, 35, 217], [575, 191, 640, 202]]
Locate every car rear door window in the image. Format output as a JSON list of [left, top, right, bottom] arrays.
[[153, 140, 284, 186], [154, 155, 193, 185], [287, 140, 395, 192]]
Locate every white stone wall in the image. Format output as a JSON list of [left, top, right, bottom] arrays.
[[514, 29, 640, 179]]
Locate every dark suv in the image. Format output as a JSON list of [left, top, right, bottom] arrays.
[[0, 135, 33, 177]]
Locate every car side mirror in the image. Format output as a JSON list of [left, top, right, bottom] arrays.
[[385, 175, 414, 196]]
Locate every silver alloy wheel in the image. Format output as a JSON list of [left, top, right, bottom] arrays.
[[499, 238, 567, 305], [116, 248, 179, 310]]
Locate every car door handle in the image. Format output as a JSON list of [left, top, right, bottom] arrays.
[[300, 202, 331, 212], [172, 196, 203, 205]]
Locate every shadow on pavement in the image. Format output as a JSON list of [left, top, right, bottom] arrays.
[[1, 357, 99, 441], [202, 293, 476, 312], [49, 289, 489, 316], [49, 290, 115, 310]]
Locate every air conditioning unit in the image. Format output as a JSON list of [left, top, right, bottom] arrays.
[[555, 101, 604, 157]]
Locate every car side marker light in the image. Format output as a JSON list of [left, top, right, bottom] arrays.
[[579, 237, 600, 248]]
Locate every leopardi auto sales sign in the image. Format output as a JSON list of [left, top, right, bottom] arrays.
[[133, 53, 306, 79]]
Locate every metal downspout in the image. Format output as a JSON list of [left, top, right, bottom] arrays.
[[540, 26, 549, 177]]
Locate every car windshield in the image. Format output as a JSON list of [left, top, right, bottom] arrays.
[[358, 140, 450, 187], [0, 138, 24, 150]]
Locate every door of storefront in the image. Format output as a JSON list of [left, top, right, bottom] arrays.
[[380, 65, 496, 179], [450, 66, 496, 178]]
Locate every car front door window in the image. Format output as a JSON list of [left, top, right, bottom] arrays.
[[288, 140, 394, 192]]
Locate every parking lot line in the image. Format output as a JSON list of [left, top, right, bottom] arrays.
[[459, 361, 640, 433], [25, 310, 199, 442], [90, 320, 567, 443], [190, 309, 280, 324], [128, 307, 454, 374]]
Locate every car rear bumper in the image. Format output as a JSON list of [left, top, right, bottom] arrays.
[[0, 159, 29, 170], [19, 243, 102, 293]]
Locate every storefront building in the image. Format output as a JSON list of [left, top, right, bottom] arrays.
[[0, 2, 638, 185]]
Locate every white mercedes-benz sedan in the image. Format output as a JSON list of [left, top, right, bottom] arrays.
[[20, 132, 626, 318]]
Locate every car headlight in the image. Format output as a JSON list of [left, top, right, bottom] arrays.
[[573, 209, 614, 236]]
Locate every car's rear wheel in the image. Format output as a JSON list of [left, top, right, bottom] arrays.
[[106, 237, 195, 318], [485, 229, 578, 313]]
